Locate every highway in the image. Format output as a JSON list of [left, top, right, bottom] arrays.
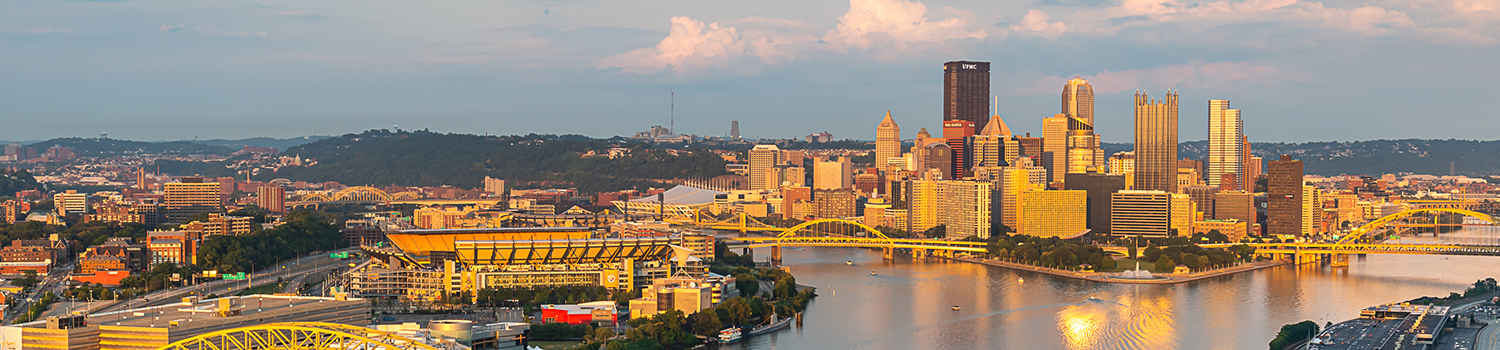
[[94, 249, 357, 314], [1481, 320, 1499, 350], [2, 261, 76, 324]]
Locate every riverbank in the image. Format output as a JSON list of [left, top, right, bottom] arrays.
[[948, 256, 1290, 284]]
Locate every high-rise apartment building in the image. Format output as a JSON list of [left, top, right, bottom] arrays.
[[164, 177, 223, 223], [938, 180, 992, 240], [782, 186, 811, 220], [943, 61, 990, 125], [814, 189, 857, 219], [1133, 91, 1179, 192], [257, 186, 286, 213], [1064, 171, 1127, 234], [1267, 155, 1304, 237], [875, 111, 900, 171], [1062, 77, 1095, 126], [484, 176, 506, 195], [908, 179, 940, 232], [1019, 190, 1087, 238], [782, 167, 806, 188], [748, 145, 782, 191], [813, 159, 853, 190], [1207, 100, 1244, 189]]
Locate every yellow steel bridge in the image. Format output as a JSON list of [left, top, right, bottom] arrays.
[[156, 322, 445, 350]]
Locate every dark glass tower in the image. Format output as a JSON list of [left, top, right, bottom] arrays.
[[943, 61, 991, 124]]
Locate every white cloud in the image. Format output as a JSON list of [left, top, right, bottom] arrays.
[[277, 10, 325, 19], [597, 0, 987, 75], [1010, 9, 1068, 38], [821, 0, 987, 52], [1020, 61, 1297, 95]]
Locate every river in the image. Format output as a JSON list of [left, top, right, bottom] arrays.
[[714, 227, 1500, 349]]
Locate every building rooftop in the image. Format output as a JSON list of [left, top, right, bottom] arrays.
[[628, 185, 725, 206]]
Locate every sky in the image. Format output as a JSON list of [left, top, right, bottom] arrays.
[[3, 0, 1499, 143]]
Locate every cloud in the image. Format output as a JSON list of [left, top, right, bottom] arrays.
[[157, 24, 269, 37], [821, 0, 986, 53], [1059, 0, 1441, 38], [1020, 61, 1298, 95], [1010, 9, 1068, 37], [597, 0, 986, 75]]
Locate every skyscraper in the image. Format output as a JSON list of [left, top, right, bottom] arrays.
[[1019, 190, 1087, 238], [875, 111, 900, 171], [749, 145, 782, 191], [730, 120, 741, 140], [813, 159, 853, 190], [1267, 155, 1304, 237], [1064, 171, 1125, 234], [968, 113, 1016, 170], [1242, 136, 1257, 191], [164, 177, 223, 222], [1041, 114, 1068, 185], [943, 61, 990, 124], [1062, 77, 1095, 125], [1207, 100, 1244, 189], [1133, 91, 1179, 192]]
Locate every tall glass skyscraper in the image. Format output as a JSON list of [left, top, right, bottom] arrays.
[[1133, 91, 1179, 192], [876, 111, 900, 171], [943, 61, 990, 124], [1208, 100, 1244, 189]]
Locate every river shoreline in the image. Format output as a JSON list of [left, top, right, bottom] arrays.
[[947, 256, 1291, 284]]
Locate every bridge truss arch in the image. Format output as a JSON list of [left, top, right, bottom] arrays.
[[391, 191, 424, 200], [333, 186, 394, 202], [159, 322, 442, 350], [299, 193, 333, 202], [1340, 208, 1496, 244]]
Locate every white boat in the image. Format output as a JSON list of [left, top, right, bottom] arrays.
[[870, 271, 876, 276], [719, 327, 742, 343], [846, 261, 853, 265], [951, 305, 961, 310], [1088, 296, 1100, 301]]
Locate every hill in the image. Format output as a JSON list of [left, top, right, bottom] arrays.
[[191, 136, 330, 151], [259, 130, 728, 193], [1102, 139, 1500, 176], [0, 170, 41, 196], [26, 138, 233, 156]]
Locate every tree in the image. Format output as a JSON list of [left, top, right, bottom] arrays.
[[689, 311, 722, 337], [1155, 257, 1177, 273], [734, 273, 759, 298], [1127, 244, 1138, 259]]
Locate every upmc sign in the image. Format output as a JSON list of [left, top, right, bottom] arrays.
[[962, 64, 978, 69]]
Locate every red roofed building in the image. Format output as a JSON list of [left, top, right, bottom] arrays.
[[539, 301, 618, 326]]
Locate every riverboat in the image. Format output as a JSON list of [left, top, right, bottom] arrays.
[[747, 314, 794, 336], [718, 327, 742, 343]]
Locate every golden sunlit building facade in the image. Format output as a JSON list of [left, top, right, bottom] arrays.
[[1018, 190, 1087, 237]]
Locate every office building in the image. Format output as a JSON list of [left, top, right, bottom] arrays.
[[164, 177, 223, 222], [1194, 219, 1251, 241], [1018, 190, 1087, 238], [908, 179, 940, 232], [994, 158, 1045, 230], [54, 190, 90, 215], [1065, 171, 1127, 234], [864, 200, 891, 228], [782, 166, 807, 188], [1171, 193, 1193, 236], [1062, 76, 1095, 125], [1041, 114, 1069, 185], [938, 180, 992, 240], [943, 61, 990, 125], [876, 111, 901, 171], [968, 114, 1018, 171], [1214, 190, 1257, 227], [1267, 155, 1304, 237], [1207, 100, 1244, 189], [814, 159, 853, 190], [1302, 185, 1322, 236], [944, 120, 977, 179], [1111, 190, 1187, 237], [1133, 91, 1179, 192], [257, 186, 286, 213], [1242, 136, 1257, 191], [919, 141, 952, 180], [748, 145, 782, 191], [1184, 186, 1218, 219], [814, 189, 857, 219], [782, 186, 811, 220], [1016, 134, 1044, 167]]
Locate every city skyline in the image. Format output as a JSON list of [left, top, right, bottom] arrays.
[[5, 0, 1500, 142]]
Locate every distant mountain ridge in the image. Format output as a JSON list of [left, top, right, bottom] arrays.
[[19, 136, 330, 156], [1102, 139, 1500, 176]]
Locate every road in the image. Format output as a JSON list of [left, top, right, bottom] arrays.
[[3, 261, 76, 324], [1481, 321, 1500, 350], [94, 249, 356, 314]]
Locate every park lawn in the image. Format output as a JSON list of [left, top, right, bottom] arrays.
[[1104, 258, 1156, 273], [529, 341, 585, 350]]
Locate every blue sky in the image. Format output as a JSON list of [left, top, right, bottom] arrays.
[[3, 0, 1498, 143]]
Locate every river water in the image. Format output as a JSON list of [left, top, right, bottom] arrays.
[[715, 228, 1500, 349]]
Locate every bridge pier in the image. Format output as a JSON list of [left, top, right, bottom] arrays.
[[912, 248, 927, 260], [770, 246, 782, 266], [1330, 254, 1349, 267], [882, 247, 894, 260]]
